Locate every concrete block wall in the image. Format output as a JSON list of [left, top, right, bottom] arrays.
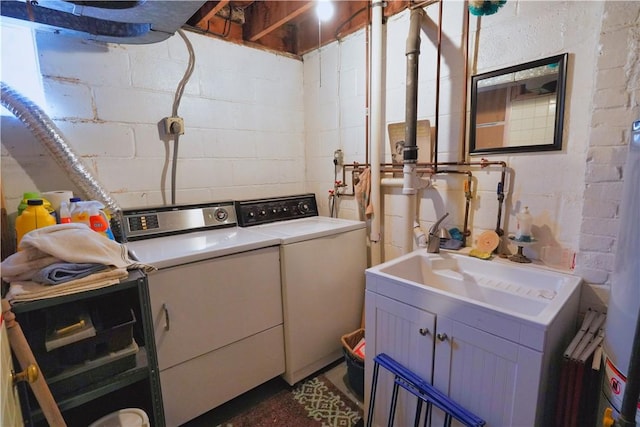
[[302, 1, 639, 311], [577, 1, 640, 309], [303, 1, 608, 265], [1, 2, 638, 306], [1, 25, 305, 212]]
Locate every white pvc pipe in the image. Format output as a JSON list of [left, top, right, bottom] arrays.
[[403, 191, 417, 253], [380, 178, 403, 187], [369, 0, 384, 266]]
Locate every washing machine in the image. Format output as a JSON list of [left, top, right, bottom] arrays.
[[236, 194, 367, 385]]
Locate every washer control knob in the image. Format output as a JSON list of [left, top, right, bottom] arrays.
[[298, 202, 310, 213], [214, 208, 228, 222]]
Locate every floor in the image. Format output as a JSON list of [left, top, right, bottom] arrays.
[[182, 360, 363, 426]]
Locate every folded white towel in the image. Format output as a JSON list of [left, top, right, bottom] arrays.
[[7, 267, 129, 303], [2, 254, 62, 282], [1, 223, 155, 283]]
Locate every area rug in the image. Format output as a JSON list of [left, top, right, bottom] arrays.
[[217, 374, 363, 427]]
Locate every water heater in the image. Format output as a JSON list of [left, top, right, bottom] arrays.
[[601, 119, 640, 423]]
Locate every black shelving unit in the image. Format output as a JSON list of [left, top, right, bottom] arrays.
[[10, 270, 165, 427]]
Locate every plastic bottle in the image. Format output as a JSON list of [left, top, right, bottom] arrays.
[[18, 192, 55, 219], [15, 199, 57, 248], [17, 192, 41, 215], [69, 197, 90, 227], [515, 206, 533, 241], [86, 201, 115, 240], [59, 201, 72, 224], [73, 200, 115, 239]]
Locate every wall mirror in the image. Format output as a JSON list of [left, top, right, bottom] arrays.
[[469, 53, 568, 155]]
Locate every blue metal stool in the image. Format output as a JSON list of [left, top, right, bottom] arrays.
[[367, 353, 485, 427]]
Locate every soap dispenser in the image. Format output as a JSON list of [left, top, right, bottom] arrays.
[[515, 206, 533, 241]]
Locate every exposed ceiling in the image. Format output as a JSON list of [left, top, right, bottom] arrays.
[[186, 0, 416, 57]]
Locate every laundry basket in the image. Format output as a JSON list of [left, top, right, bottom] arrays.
[[341, 328, 365, 399]]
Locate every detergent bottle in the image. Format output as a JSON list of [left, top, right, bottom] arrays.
[[18, 192, 55, 220], [59, 201, 72, 224], [17, 192, 41, 215], [85, 201, 115, 240], [69, 197, 90, 227], [15, 199, 57, 248]]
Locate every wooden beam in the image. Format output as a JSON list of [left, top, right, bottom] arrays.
[[191, 0, 232, 27], [197, 14, 244, 41], [295, 0, 369, 55], [384, 0, 410, 17], [244, 1, 314, 42]]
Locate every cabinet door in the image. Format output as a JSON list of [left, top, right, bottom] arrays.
[[365, 292, 435, 427], [148, 246, 282, 371], [433, 317, 543, 427]]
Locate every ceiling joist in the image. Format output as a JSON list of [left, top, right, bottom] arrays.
[[187, 1, 420, 56], [244, 1, 314, 42]]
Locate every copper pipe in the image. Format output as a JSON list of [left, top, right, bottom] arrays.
[[460, 1, 470, 161], [343, 160, 509, 245], [343, 159, 506, 170], [433, 169, 473, 245], [433, 0, 443, 172], [365, 2, 371, 165]]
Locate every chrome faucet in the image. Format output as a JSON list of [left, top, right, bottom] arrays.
[[427, 212, 449, 253]]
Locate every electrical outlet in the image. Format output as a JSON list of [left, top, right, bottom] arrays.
[[334, 149, 344, 166], [163, 117, 185, 135]]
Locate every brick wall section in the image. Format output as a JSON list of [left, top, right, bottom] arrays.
[[577, 3, 640, 294]]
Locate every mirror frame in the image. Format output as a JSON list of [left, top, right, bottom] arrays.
[[469, 53, 568, 155]]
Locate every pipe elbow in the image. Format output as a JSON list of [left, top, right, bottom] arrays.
[[414, 222, 427, 248]]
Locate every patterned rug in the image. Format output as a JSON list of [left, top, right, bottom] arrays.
[[216, 374, 363, 427]]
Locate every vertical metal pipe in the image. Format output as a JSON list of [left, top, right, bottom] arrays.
[[369, 0, 384, 266], [365, 3, 371, 166], [460, 1, 470, 161], [404, 8, 423, 163], [433, 0, 443, 172]]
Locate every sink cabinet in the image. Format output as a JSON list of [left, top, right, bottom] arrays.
[[365, 263, 580, 427]]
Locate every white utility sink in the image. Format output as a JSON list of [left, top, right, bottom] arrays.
[[368, 249, 582, 325]]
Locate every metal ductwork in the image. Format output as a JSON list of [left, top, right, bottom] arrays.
[[0, 0, 207, 44], [1, 81, 120, 216]]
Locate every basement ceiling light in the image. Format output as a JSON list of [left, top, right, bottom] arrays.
[[316, 0, 334, 22]]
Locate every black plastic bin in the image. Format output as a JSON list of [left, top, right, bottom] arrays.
[[341, 328, 365, 399]]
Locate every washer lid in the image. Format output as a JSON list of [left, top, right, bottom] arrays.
[[248, 216, 366, 244], [126, 227, 279, 269]]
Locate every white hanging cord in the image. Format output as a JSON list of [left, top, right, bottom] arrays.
[[170, 29, 196, 205]]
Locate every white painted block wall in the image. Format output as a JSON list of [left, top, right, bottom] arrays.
[[1, 26, 305, 209], [302, 1, 640, 309], [1, 1, 639, 307]]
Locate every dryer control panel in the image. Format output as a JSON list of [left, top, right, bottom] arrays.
[[235, 194, 318, 227], [121, 201, 236, 241]]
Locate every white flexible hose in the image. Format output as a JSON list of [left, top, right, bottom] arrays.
[[170, 29, 196, 205]]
